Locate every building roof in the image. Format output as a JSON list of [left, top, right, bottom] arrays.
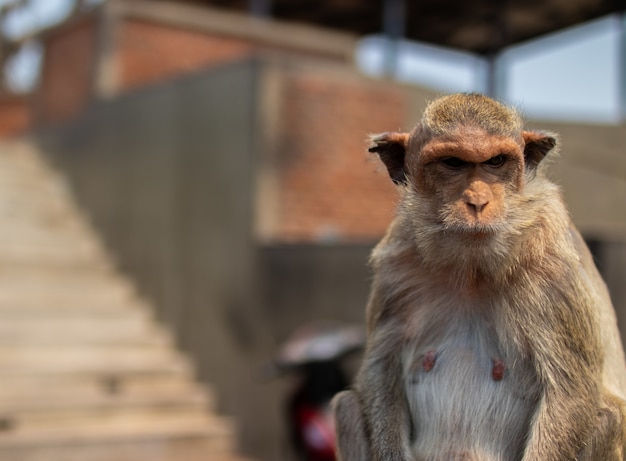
[[177, 0, 625, 54]]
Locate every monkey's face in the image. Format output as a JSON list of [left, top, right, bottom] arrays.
[[411, 127, 524, 237], [370, 125, 556, 238], [370, 123, 557, 271], [369, 95, 557, 274]]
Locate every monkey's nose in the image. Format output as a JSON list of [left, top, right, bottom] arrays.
[[463, 185, 491, 214], [465, 199, 488, 214]]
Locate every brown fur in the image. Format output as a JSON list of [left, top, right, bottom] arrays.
[[333, 93, 626, 461]]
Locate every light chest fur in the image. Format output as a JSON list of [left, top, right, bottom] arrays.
[[401, 295, 539, 461]]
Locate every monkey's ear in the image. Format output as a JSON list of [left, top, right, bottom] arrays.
[[522, 131, 557, 169], [368, 132, 410, 185]]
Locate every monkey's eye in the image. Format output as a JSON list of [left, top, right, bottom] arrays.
[[441, 157, 467, 169], [484, 154, 506, 167]]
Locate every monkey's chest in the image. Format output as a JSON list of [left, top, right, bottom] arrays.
[[403, 331, 537, 460]]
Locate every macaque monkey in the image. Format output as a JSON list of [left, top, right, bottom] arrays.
[[333, 93, 626, 461]]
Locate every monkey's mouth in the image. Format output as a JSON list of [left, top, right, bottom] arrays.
[[438, 206, 505, 237], [463, 232, 495, 245], [457, 230, 498, 246], [441, 222, 502, 238], [466, 230, 491, 239]]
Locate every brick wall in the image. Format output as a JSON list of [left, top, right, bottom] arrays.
[[273, 69, 409, 242], [38, 19, 96, 124], [117, 19, 254, 92], [0, 95, 30, 137], [34, 3, 354, 126], [36, 15, 255, 123], [34, 6, 411, 243]]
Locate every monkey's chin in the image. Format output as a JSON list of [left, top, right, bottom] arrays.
[[463, 229, 496, 240], [444, 223, 502, 242]]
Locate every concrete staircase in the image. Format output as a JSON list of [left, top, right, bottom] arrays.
[[0, 140, 248, 461]]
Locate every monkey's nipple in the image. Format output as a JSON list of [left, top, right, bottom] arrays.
[[491, 359, 505, 381], [422, 350, 437, 372]]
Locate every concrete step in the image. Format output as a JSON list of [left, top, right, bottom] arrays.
[[0, 140, 249, 460], [0, 303, 167, 347], [0, 345, 189, 373], [0, 209, 85, 229], [0, 244, 107, 268], [0, 207, 91, 226], [0, 176, 73, 196], [0, 269, 134, 299], [0, 371, 203, 403], [0, 319, 170, 346], [0, 270, 131, 289], [0, 197, 86, 217], [0, 420, 242, 461], [0, 286, 142, 310], [0, 393, 213, 432], [1, 364, 194, 386], [0, 230, 102, 249], [0, 199, 90, 226], [0, 388, 209, 411], [0, 409, 216, 438], [0, 303, 152, 317], [0, 246, 112, 270]]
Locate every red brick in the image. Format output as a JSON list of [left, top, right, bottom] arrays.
[[273, 70, 407, 242], [0, 95, 30, 136], [38, 19, 96, 124], [118, 20, 253, 91]]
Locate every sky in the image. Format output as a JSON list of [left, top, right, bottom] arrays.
[[1, 0, 623, 125], [505, 16, 622, 123], [0, 0, 101, 91], [356, 14, 624, 124]]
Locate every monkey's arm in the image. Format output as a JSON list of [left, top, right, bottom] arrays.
[[334, 316, 412, 461], [578, 392, 626, 461], [523, 379, 625, 461], [570, 226, 626, 459], [358, 321, 412, 461], [521, 285, 606, 461], [334, 233, 416, 461], [570, 225, 626, 397], [522, 388, 597, 461], [333, 390, 371, 461]]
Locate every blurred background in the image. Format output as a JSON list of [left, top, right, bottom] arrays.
[[0, 0, 624, 460]]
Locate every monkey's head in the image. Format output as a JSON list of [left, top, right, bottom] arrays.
[[370, 94, 557, 268]]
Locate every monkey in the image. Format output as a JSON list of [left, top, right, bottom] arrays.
[[332, 93, 626, 461]]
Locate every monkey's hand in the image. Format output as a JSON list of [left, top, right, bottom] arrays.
[[576, 392, 626, 461], [521, 389, 595, 461]]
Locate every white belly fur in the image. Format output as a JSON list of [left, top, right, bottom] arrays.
[[403, 313, 538, 461]]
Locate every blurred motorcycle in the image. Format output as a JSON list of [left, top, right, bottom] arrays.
[[273, 322, 365, 461]]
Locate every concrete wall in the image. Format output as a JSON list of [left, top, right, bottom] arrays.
[[528, 120, 626, 240], [259, 244, 372, 340], [33, 57, 379, 461], [35, 60, 284, 460]]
